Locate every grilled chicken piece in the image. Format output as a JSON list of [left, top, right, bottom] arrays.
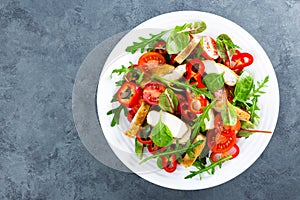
[[235, 106, 250, 121], [181, 134, 206, 168], [125, 101, 151, 138], [139, 64, 175, 87], [174, 37, 201, 64]]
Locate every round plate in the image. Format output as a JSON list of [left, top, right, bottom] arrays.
[[96, 11, 279, 190]]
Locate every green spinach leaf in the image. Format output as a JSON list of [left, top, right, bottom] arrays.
[[166, 31, 190, 54], [233, 71, 254, 102], [151, 112, 173, 147], [202, 72, 225, 93]]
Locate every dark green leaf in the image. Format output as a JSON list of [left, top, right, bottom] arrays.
[[202, 72, 225, 93]]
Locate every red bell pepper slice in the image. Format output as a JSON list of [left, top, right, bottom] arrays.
[[185, 59, 206, 88], [116, 82, 142, 108], [161, 154, 177, 173], [231, 50, 254, 74]]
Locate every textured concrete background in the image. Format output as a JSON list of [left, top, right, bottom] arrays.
[[1, 0, 300, 199]]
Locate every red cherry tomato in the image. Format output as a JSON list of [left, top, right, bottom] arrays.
[[206, 129, 236, 153], [143, 82, 166, 105], [180, 101, 197, 121], [214, 113, 240, 136], [169, 54, 178, 65], [210, 144, 240, 162], [152, 40, 167, 55], [138, 52, 166, 73], [186, 91, 209, 114], [116, 82, 142, 108], [200, 36, 219, 60], [161, 154, 177, 173]]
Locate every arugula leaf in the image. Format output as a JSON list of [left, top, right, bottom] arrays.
[[158, 88, 179, 113], [191, 99, 217, 139], [106, 105, 128, 127], [202, 72, 225, 93], [216, 34, 240, 59], [166, 31, 190, 54], [110, 65, 132, 78], [184, 155, 232, 179], [233, 71, 254, 103], [135, 138, 144, 160], [152, 74, 214, 100], [125, 30, 169, 54], [247, 75, 269, 100], [248, 96, 260, 125], [221, 100, 237, 126], [151, 111, 173, 147], [139, 139, 204, 165]]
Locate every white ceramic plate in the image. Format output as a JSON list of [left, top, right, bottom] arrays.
[[96, 11, 279, 190]]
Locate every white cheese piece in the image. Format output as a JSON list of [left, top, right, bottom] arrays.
[[162, 64, 186, 81], [203, 60, 239, 86], [147, 110, 189, 139]]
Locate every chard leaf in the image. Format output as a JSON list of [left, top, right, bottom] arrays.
[[221, 100, 237, 126], [135, 138, 144, 160], [158, 88, 179, 113]]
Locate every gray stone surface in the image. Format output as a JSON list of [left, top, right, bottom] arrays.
[[0, 0, 299, 199]]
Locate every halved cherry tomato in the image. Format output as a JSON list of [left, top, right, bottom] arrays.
[[138, 52, 166, 73], [200, 36, 219, 60], [180, 101, 197, 121], [152, 40, 167, 55], [214, 113, 240, 136], [117, 82, 142, 108], [161, 154, 177, 173], [206, 129, 236, 153], [136, 131, 152, 145], [186, 91, 208, 114], [210, 144, 240, 162], [143, 82, 166, 105]]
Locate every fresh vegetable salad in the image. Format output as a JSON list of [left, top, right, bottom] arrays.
[[107, 21, 270, 180]]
